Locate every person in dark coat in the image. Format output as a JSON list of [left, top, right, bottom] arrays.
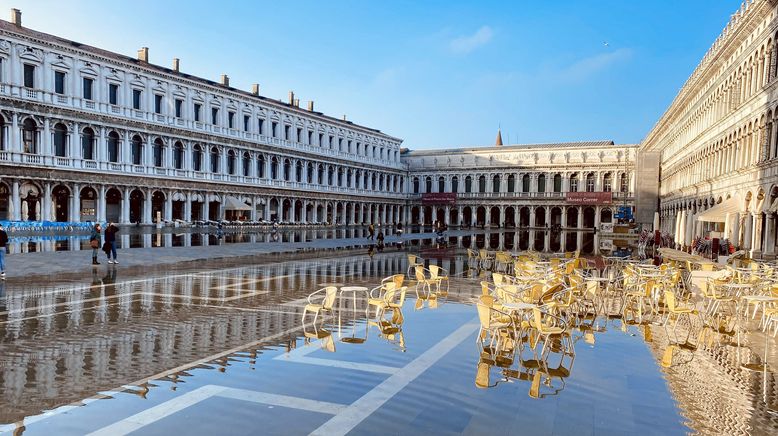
[[104, 222, 119, 264], [89, 223, 102, 266], [0, 223, 7, 278]]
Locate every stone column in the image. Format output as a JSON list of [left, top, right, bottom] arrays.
[[752, 213, 763, 254], [764, 215, 776, 255], [121, 186, 130, 223], [43, 182, 52, 221], [185, 192, 193, 222], [97, 185, 106, 223]]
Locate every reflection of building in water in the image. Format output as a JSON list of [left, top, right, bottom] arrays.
[[403, 140, 637, 255], [644, 325, 778, 434], [0, 251, 439, 424]]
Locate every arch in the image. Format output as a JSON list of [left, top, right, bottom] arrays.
[[153, 137, 165, 167], [106, 131, 120, 163], [81, 127, 96, 160], [129, 188, 144, 223], [227, 149, 237, 175], [53, 122, 68, 157], [79, 186, 97, 222], [22, 118, 38, 154], [105, 187, 122, 222], [537, 174, 546, 193], [210, 146, 220, 173], [173, 141, 185, 170], [51, 184, 70, 222], [193, 144, 204, 171]]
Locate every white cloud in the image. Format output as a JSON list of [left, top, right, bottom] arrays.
[[449, 26, 494, 54], [557, 48, 633, 82]]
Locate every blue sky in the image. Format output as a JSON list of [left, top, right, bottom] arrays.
[[2, 0, 739, 148]]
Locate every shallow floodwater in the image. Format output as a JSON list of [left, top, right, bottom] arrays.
[[0, 250, 775, 434]]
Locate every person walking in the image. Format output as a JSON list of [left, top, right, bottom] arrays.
[[90, 223, 102, 266], [104, 222, 119, 264], [0, 223, 7, 278], [367, 223, 375, 240]]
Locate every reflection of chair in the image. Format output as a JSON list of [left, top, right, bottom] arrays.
[[303, 322, 335, 352], [467, 249, 480, 269], [494, 251, 513, 273], [479, 249, 494, 270], [476, 302, 517, 360], [531, 307, 574, 361], [369, 308, 406, 350], [302, 286, 338, 324]]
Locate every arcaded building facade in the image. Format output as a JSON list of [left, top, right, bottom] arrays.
[[641, 0, 778, 257], [403, 140, 636, 254], [0, 12, 406, 226]]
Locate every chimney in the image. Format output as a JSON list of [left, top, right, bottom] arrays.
[[220, 74, 229, 86], [10, 8, 21, 27], [307, 100, 314, 111], [342, 115, 347, 121], [251, 83, 260, 95], [137, 47, 149, 63], [172, 58, 180, 72], [293, 98, 300, 107], [288, 90, 294, 105]]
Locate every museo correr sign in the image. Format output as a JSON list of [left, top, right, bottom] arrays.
[[565, 192, 613, 205]]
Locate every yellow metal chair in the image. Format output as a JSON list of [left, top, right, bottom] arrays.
[[369, 286, 407, 318], [429, 264, 450, 294], [406, 254, 424, 278], [663, 290, 699, 344], [301, 286, 338, 324], [381, 274, 405, 290], [414, 265, 441, 295]]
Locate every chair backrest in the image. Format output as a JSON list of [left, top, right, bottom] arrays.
[[480, 280, 493, 296], [383, 274, 404, 289], [429, 264, 444, 279], [479, 294, 496, 307], [415, 265, 426, 281], [323, 286, 338, 309], [408, 254, 418, 266], [492, 273, 504, 286], [476, 303, 493, 329], [479, 249, 488, 259], [664, 290, 677, 312]]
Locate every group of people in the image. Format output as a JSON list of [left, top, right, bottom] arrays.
[[89, 222, 120, 265]]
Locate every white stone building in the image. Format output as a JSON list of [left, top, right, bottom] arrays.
[[0, 10, 406, 226], [403, 137, 637, 254], [641, 0, 778, 257]]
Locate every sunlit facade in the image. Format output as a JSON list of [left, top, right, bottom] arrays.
[[642, 0, 778, 257], [0, 13, 406, 225]]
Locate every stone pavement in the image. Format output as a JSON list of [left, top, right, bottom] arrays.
[[2, 229, 482, 280]]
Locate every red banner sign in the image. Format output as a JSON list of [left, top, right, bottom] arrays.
[[566, 192, 612, 205], [421, 193, 457, 205]]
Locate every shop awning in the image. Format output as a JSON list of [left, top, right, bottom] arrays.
[[224, 196, 251, 211], [697, 196, 739, 222]]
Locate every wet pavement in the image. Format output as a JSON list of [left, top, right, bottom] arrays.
[[0, 243, 777, 435]]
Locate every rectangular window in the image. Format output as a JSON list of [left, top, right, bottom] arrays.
[[243, 115, 250, 132], [296, 127, 302, 142], [154, 94, 163, 114], [83, 77, 93, 100], [23, 64, 35, 88], [329, 136, 334, 148], [193, 103, 201, 121], [308, 131, 313, 144], [258, 118, 264, 134], [211, 107, 219, 125], [271, 122, 278, 137], [109, 84, 118, 105], [284, 125, 290, 140], [54, 71, 65, 95], [228, 111, 235, 128], [175, 99, 183, 117], [132, 89, 142, 110], [318, 133, 323, 146]]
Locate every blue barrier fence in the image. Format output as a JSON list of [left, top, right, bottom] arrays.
[[0, 221, 95, 233]]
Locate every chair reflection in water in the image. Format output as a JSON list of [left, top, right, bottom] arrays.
[[301, 286, 338, 324], [303, 320, 336, 352]]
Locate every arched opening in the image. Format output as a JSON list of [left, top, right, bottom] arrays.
[[79, 187, 97, 222], [295, 161, 303, 182], [425, 176, 432, 193], [438, 176, 445, 193], [586, 173, 595, 192], [504, 206, 516, 228], [105, 187, 122, 222], [172, 193, 186, 221], [295, 200, 304, 222], [522, 174, 530, 192], [19, 182, 41, 221], [553, 174, 562, 192], [0, 183, 9, 220], [282, 199, 292, 222], [226, 150, 236, 175], [451, 176, 459, 193], [489, 207, 500, 227], [462, 206, 472, 227], [603, 173, 612, 192], [600, 208, 612, 224], [476, 206, 486, 227], [269, 198, 279, 222], [153, 138, 165, 167], [257, 154, 266, 178], [129, 189, 144, 223], [492, 175, 500, 193], [567, 207, 579, 228], [307, 163, 314, 183], [151, 191, 165, 222], [507, 174, 515, 192], [436, 207, 445, 224], [411, 206, 420, 224], [131, 135, 143, 165], [53, 123, 67, 157], [538, 174, 546, 193], [412, 177, 420, 194], [192, 144, 203, 171], [173, 141, 184, 170], [210, 147, 220, 173], [283, 159, 291, 181], [478, 175, 486, 193], [550, 207, 562, 252], [423, 206, 433, 225], [107, 131, 120, 163], [583, 207, 595, 228], [22, 118, 38, 154], [465, 176, 472, 193], [81, 127, 95, 160], [52, 184, 69, 222], [569, 173, 579, 192], [449, 207, 458, 226]]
